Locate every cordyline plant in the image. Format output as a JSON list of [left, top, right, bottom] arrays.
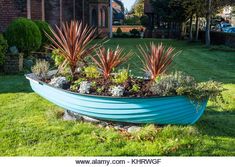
[[91, 46, 133, 79], [138, 43, 181, 80], [45, 21, 99, 78]]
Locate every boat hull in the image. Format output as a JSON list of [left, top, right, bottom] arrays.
[[26, 75, 207, 125]]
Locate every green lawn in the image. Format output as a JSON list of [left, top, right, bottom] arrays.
[[0, 39, 234, 156]]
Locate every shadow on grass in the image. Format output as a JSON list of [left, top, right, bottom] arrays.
[[0, 74, 32, 93], [196, 108, 235, 138]]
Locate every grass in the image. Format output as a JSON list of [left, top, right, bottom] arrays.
[[0, 39, 235, 156]]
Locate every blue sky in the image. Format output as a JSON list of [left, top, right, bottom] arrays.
[[121, 0, 136, 11]]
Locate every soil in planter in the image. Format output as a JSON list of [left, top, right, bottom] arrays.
[[44, 72, 155, 97], [75, 73, 154, 97]]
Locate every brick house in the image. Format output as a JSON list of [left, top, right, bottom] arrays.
[[0, 0, 112, 35]]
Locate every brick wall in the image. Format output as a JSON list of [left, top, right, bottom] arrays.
[[113, 25, 145, 33], [45, 0, 60, 27], [0, 0, 110, 32], [0, 0, 27, 32]]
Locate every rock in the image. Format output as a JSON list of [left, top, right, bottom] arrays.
[[127, 126, 141, 133], [100, 122, 109, 126], [98, 122, 108, 128], [49, 77, 68, 88], [47, 70, 58, 79], [110, 85, 125, 97], [9, 46, 19, 55], [76, 67, 82, 73], [79, 81, 91, 94], [105, 126, 111, 130], [123, 126, 130, 130], [63, 110, 81, 121], [23, 59, 34, 71], [144, 71, 151, 79], [82, 115, 100, 123], [114, 125, 122, 130]]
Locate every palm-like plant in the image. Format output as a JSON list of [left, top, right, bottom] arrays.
[[92, 46, 133, 79], [138, 43, 180, 80], [46, 21, 98, 77]]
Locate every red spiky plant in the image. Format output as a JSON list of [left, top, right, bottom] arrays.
[[138, 43, 180, 80], [46, 21, 98, 78], [91, 46, 133, 79]]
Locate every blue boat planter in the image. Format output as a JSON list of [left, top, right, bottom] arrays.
[[26, 74, 208, 125]]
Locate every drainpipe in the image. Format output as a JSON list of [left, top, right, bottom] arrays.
[[109, 0, 113, 38], [60, 0, 63, 25], [42, 0, 45, 21], [27, 0, 31, 19], [82, 0, 85, 24]]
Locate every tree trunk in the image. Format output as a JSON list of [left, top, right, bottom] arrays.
[[180, 22, 186, 39], [195, 14, 199, 41], [205, 0, 211, 47], [189, 15, 193, 41]]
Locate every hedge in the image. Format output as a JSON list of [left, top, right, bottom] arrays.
[[198, 31, 235, 48]]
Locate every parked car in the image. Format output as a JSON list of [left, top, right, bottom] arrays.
[[216, 22, 232, 32], [226, 27, 235, 33]]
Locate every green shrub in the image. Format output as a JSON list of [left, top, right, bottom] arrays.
[[116, 27, 122, 35], [199, 31, 235, 47], [124, 16, 141, 25], [0, 34, 8, 65], [150, 74, 180, 96], [177, 80, 224, 101], [84, 66, 100, 79], [130, 29, 140, 37], [150, 72, 196, 96], [5, 18, 42, 54], [34, 20, 52, 47], [150, 72, 223, 101]]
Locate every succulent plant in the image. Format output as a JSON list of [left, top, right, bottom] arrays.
[[91, 46, 133, 79], [31, 59, 50, 80], [113, 69, 129, 84], [84, 65, 100, 79], [46, 21, 99, 78], [138, 43, 181, 80], [131, 84, 141, 93], [79, 81, 92, 94], [110, 85, 125, 97]]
